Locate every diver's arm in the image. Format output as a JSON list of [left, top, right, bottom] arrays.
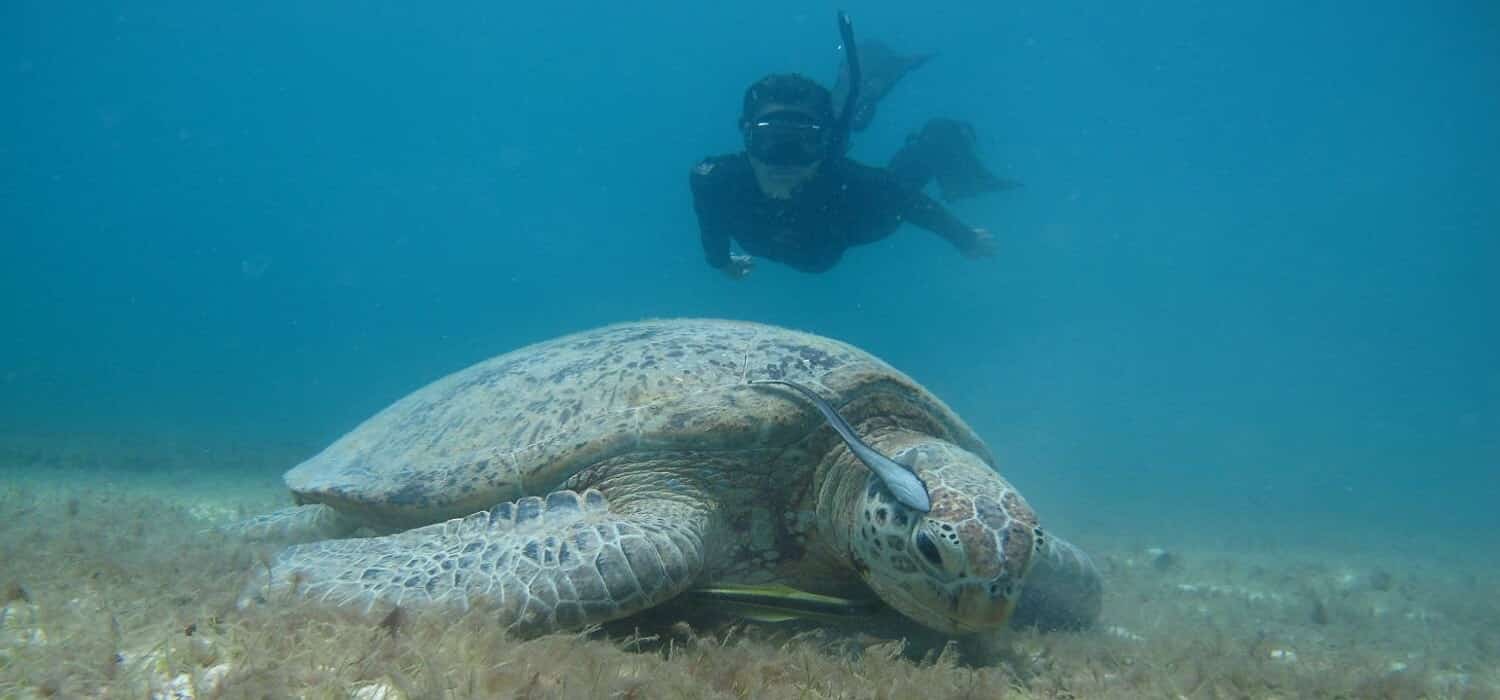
[[901, 191, 993, 257], [697, 214, 733, 270], [689, 162, 733, 269], [691, 161, 757, 278]]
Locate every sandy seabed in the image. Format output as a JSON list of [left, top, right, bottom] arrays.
[[0, 433, 1495, 699]]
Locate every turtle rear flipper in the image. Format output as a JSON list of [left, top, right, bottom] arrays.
[[238, 489, 709, 638]]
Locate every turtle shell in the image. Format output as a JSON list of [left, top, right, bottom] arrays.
[[285, 319, 988, 528]]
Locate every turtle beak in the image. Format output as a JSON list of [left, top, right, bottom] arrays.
[[949, 582, 1016, 632]]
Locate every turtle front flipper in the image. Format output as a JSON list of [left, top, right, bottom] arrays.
[[218, 504, 363, 544], [238, 489, 708, 637]]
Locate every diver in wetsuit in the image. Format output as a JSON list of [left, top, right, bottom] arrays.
[[690, 14, 1013, 279]]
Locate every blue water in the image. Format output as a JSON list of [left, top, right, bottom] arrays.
[[3, 3, 1496, 538]]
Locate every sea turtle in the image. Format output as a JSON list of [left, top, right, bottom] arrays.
[[233, 319, 1102, 638]]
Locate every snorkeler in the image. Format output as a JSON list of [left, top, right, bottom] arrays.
[[690, 13, 1015, 279]]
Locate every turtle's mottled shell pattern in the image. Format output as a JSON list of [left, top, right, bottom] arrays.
[[286, 319, 987, 527]]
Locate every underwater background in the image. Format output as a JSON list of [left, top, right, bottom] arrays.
[[4, 0, 1497, 552]]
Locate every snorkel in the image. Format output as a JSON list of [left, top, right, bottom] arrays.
[[833, 11, 862, 155]]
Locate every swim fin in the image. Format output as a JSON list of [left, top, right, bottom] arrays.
[[833, 40, 937, 133], [920, 118, 1022, 201]]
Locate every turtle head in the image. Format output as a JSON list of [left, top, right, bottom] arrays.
[[848, 440, 1042, 635]]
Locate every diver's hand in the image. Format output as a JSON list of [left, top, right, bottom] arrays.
[[963, 228, 998, 259], [722, 254, 755, 280]]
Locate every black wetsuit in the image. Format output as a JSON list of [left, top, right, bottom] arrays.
[[690, 150, 983, 274]]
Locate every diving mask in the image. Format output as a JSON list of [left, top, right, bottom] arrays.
[[745, 110, 830, 167]]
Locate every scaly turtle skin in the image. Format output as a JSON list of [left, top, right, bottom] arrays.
[[234, 319, 1102, 637]]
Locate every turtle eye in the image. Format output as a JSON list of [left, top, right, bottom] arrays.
[[914, 531, 943, 567]]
